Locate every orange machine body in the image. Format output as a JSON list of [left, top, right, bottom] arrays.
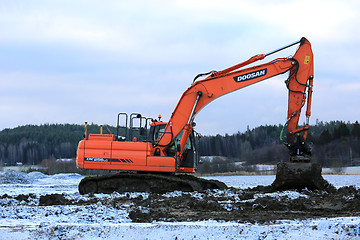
[[76, 37, 314, 173], [76, 134, 193, 173]]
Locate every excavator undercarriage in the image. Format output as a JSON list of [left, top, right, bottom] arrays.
[[78, 172, 227, 194], [76, 37, 331, 194]]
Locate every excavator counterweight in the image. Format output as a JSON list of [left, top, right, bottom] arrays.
[[76, 37, 330, 194]]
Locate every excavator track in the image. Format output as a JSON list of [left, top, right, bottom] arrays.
[[78, 173, 227, 195]]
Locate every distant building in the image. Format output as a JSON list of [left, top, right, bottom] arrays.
[[56, 158, 74, 163]]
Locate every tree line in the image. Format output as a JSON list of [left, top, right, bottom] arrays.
[[0, 123, 115, 166], [199, 120, 360, 168], [0, 121, 359, 169]]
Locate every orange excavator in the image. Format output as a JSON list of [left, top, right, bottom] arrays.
[[76, 37, 330, 194]]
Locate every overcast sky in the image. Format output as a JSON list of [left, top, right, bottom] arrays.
[[1, 0, 359, 135]]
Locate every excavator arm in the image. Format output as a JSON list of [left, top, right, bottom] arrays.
[[157, 37, 314, 164]]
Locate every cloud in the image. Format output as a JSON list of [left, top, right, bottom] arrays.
[[0, 8, 134, 53], [0, 0, 359, 134]]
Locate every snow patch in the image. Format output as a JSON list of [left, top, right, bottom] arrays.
[[254, 191, 309, 200], [0, 170, 33, 184]]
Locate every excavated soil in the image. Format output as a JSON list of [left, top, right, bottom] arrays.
[[34, 185, 360, 223], [127, 186, 360, 223]]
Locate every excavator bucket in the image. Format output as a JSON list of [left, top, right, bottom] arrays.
[[271, 162, 334, 191]]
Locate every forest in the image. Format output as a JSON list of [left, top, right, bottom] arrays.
[[0, 120, 359, 172], [197, 120, 360, 173]]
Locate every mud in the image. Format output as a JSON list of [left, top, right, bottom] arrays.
[[271, 162, 335, 191], [25, 185, 360, 223], [39, 194, 73, 206], [126, 186, 360, 223], [0, 193, 37, 204], [4, 184, 359, 223]]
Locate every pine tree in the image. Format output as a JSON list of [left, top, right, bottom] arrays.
[[352, 121, 360, 138], [319, 129, 332, 144]]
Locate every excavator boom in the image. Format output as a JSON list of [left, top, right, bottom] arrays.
[[156, 38, 314, 166]]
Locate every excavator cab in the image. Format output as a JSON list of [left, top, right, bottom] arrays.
[[116, 113, 200, 170], [149, 121, 199, 169]]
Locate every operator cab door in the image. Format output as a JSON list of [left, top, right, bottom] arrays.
[[148, 123, 199, 168], [180, 131, 198, 168]]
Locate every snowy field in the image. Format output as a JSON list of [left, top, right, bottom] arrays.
[[204, 174, 360, 189], [0, 171, 359, 239]]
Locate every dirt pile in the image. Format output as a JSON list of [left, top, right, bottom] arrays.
[[0, 193, 37, 204], [271, 163, 335, 191], [39, 194, 73, 206]]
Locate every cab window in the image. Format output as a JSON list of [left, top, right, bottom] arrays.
[[152, 124, 166, 142]]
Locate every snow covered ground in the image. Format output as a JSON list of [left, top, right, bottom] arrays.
[[0, 171, 359, 239], [204, 174, 360, 189], [323, 166, 360, 175]]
